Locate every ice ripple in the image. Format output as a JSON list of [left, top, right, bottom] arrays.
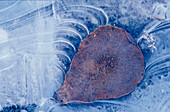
[[0, 3, 108, 110]]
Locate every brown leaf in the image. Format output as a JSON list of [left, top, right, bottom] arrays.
[[54, 25, 144, 104]]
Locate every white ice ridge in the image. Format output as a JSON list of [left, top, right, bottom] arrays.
[[0, 28, 10, 58], [0, 28, 8, 42]]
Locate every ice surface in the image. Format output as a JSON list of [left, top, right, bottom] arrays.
[[0, 28, 8, 42], [0, 0, 169, 112]]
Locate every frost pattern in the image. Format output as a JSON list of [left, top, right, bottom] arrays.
[[0, 0, 170, 112]]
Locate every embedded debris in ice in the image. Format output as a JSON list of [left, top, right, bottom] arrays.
[[54, 25, 145, 104]]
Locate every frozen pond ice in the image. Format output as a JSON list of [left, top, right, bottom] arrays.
[[0, 0, 169, 111]]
